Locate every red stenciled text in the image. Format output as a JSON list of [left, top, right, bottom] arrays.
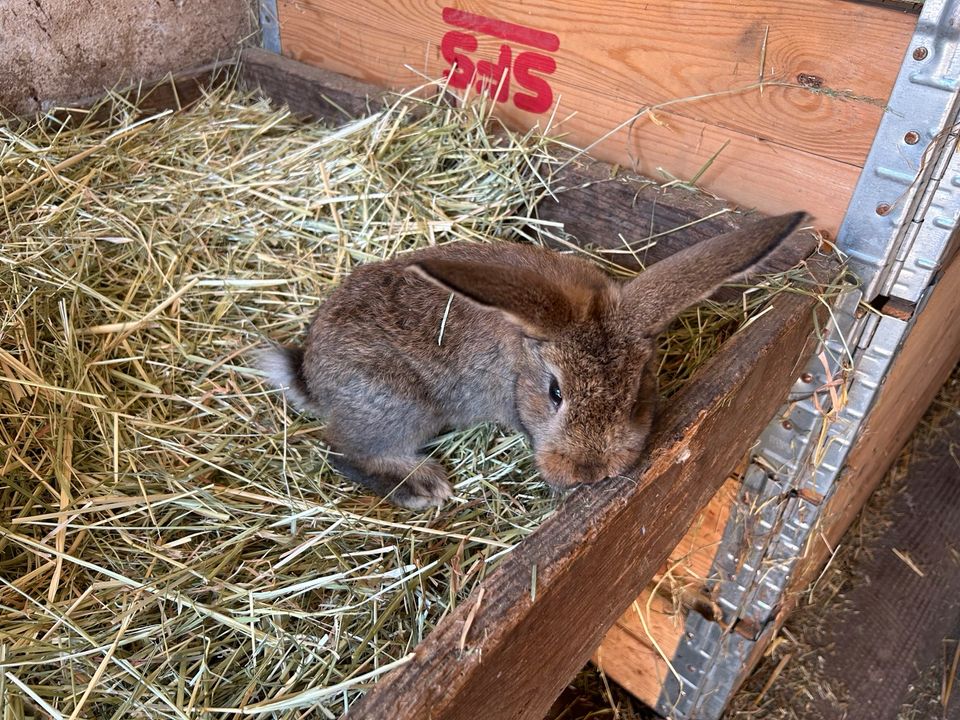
[[440, 7, 559, 114]]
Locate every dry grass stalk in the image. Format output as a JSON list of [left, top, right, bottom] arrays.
[[1, 78, 820, 718]]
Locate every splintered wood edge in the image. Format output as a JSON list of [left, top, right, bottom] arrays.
[[345, 256, 835, 720]]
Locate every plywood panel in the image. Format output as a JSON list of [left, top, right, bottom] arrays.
[[277, 0, 915, 233]]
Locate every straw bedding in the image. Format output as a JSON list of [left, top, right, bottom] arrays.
[[1, 78, 813, 718]]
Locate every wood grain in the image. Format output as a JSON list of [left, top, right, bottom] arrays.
[[276, 0, 915, 232], [594, 590, 684, 706], [240, 48, 761, 267], [344, 257, 832, 719], [594, 476, 739, 707]]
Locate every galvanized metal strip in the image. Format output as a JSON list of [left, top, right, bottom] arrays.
[[838, 0, 960, 303], [260, 0, 282, 54]]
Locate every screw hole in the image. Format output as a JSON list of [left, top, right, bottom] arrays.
[[904, 131, 920, 145], [876, 202, 891, 216]]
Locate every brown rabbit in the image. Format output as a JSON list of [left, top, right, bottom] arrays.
[[258, 212, 807, 509]]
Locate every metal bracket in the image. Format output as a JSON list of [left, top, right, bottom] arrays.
[[260, 0, 282, 54], [838, 0, 960, 303]]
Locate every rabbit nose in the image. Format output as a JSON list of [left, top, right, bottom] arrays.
[[575, 462, 608, 484]]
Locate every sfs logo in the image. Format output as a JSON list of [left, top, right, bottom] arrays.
[[440, 7, 559, 114]]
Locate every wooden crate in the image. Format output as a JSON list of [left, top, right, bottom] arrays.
[[134, 49, 832, 719], [15, 0, 958, 712], [232, 48, 831, 719], [259, 2, 960, 715]]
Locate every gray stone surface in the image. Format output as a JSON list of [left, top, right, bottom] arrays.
[[1, 0, 255, 115]]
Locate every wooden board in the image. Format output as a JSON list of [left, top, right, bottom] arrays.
[[596, 476, 739, 707], [276, 0, 916, 233], [799, 402, 960, 719], [241, 47, 743, 265]]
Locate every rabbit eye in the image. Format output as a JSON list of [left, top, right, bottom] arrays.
[[548, 377, 563, 408]]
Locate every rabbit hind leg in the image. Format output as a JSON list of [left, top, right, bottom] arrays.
[[327, 452, 452, 510], [317, 372, 455, 509]]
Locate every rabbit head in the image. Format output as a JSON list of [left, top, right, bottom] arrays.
[[411, 211, 808, 489]]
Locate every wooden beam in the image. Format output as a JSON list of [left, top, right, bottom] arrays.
[[240, 47, 389, 121], [276, 0, 915, 233], [345, 257, 833, 720]]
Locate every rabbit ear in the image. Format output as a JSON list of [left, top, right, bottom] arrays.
[[623, 212, 808, 336], [408, 259, 592, 339]]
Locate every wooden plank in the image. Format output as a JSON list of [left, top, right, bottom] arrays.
[[661, 475, 740, 586], [240, 47, 389, 121], [594, 590, 684, 706], [276, 0, 915, 233], [798, 404, 960, 719], [276, 0, 910, 165], [239, 48, 760, 268], [239, 49, 821, 274], [344, 256, 832, 720]]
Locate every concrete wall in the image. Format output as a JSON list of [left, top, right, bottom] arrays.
[[1, 0, 255, 115]]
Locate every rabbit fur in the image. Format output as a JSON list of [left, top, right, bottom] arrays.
[[259, 212, 807, 509]]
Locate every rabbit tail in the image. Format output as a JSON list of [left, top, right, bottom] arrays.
[[256, 344, 314, 411]]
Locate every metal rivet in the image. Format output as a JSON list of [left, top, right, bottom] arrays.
[[913, 46, 928, 61], [782, 420, 793, 430], [904, 131, 920, 145], [800, 372, 814, 383], [876, 202, 891, 216]]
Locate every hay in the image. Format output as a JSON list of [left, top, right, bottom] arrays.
[[2, 77, 817, 718]]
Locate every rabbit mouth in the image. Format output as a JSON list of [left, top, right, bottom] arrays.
[[536, 449, 613, 488]]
